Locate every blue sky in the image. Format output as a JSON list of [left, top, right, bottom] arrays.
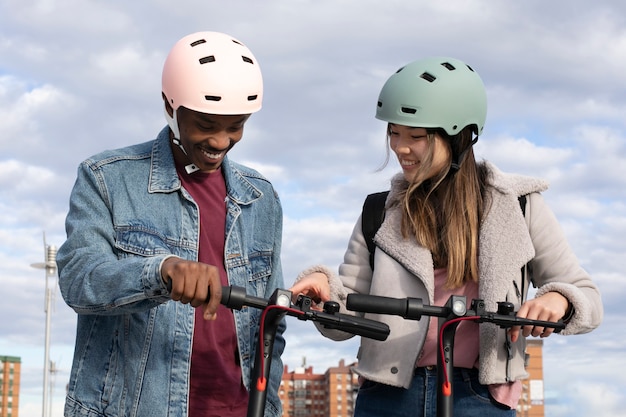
[[1, 1, 625, 416]]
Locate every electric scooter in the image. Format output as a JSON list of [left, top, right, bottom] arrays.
[[216, 286, 391, 417], [346, 293, 566, 417]]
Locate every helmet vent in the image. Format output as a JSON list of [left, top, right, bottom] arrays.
[[248, 95, 258, 101], [401, 107, 417, 115], [441, 62, 456, 71], [190, 39, 207, 47], [420, 72, 436, 83], [242, 56, 254, 64], [199, 56, 216, 64], [204, 95, 222, 102]]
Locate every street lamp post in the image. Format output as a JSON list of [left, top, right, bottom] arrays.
[[31, 234, 58, 417]]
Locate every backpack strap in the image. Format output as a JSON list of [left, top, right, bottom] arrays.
[[518, 194, 527, 216], [361, 191, 389, 270], [361, 192, 530, 277], [518, 194, 531, 300]]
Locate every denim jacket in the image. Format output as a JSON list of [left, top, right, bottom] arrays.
[[57, 126, 286, 417]]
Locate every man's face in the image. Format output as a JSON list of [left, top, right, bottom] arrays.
[[173, 107, 250, 173]]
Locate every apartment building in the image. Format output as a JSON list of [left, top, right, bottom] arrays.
[[0, 356, 20, 417], [280, 359, 358, 417], [280, 340, 545, 417], [324, 360, 358, 417], [517, 339, 545, 417]]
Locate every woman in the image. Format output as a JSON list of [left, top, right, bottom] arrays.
[[290, 57, 602, 417]]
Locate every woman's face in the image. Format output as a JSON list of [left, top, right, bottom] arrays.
[[389, 124, 451, 182]]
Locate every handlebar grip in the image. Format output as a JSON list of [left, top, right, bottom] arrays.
[[488, 315, 566, 332], [336, 314, 390, 341], [221, 286, 268, 310], [166, 281, 269, 311], [166, 280, 231, 305], [315, 311, 390, 341], [347, 293, 410, 316]]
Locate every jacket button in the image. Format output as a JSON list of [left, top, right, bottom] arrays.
[[390, 367, 398, 374]]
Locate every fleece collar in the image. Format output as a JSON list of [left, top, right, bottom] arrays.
[[374, 162, 549, 306]]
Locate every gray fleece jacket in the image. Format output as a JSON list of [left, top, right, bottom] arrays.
[[298, 162, 603, 388]]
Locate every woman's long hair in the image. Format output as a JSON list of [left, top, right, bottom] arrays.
[[385, 125, 490, 288]]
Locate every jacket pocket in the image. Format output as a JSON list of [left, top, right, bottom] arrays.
[[114, 225, 173, 257], [100, 326, 121, 406], [248, 251, 272, 281]]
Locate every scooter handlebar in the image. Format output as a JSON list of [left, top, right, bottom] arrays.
[[167, 283, 391, 340]]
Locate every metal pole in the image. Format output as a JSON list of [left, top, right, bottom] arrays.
[[43, 271, 51, 417], [31, 235, 57, 417]]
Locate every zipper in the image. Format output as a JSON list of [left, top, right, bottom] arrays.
[[505, 280, 523, 382], [513, 280, 521, 301], [504, 333, 513, 382]]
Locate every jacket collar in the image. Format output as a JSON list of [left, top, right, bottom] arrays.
[[147, 126, 262, 205], [375, 162, 543, 287], [148, 127, 180, 193]]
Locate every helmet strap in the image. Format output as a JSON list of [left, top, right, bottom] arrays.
[[164, 106, 181, 139], [164, 107, 199, 174], [450, 135, 479, 172]]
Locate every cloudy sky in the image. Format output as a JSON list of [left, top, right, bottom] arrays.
[[1, 0, 625, 416]]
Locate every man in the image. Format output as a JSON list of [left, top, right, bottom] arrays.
[[57, 31, 286, 417]]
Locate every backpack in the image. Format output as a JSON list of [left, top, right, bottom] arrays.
[[361, 191, 390, 270], [361, 191, 528, 271]]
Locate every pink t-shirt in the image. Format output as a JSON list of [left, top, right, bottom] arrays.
[[177, 165, 248, 417], [417, 268, 521, 409], [416, 268, 479, 368]]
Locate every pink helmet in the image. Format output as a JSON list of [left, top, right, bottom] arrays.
[[162, 31, 263, 116]]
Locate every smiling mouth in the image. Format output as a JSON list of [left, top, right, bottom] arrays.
[[200, 148, 224, 160], [400, 159, 417, 167]]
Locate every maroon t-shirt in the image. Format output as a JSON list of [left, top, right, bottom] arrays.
[[177, 165, 249, 417]]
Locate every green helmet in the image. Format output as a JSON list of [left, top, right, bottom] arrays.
[[375, 57, 487, 136]]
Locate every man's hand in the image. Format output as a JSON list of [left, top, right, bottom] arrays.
[[161, 257, 222, 320]]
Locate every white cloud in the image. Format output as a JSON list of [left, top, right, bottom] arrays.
[[0, 77, 76, 148], [1, 1, 624, 416]]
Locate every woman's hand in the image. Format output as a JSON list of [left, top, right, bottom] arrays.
[[509, 291, 570, 342], [289, 272, 331, 310]]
